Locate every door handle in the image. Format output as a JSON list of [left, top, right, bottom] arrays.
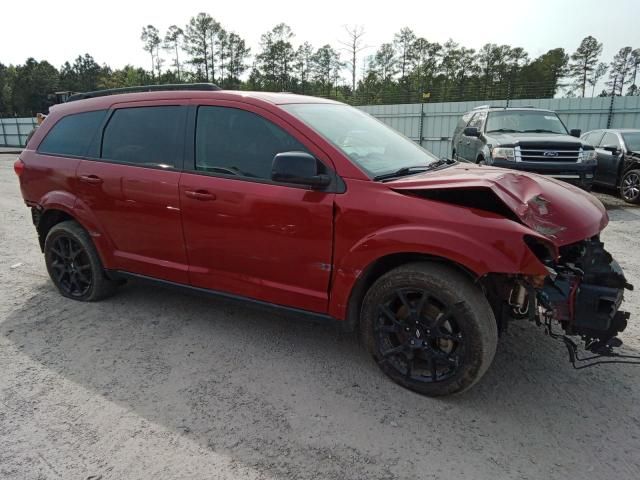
[[184, 189, 216, 201], [79, 174, 103, 185]]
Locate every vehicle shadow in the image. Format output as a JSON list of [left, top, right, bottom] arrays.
[[2, 279, 640, 478]]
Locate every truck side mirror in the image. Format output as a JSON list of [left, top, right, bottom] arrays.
[[464, 126, 480, 138]]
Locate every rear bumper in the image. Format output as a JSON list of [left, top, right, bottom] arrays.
[[491, 159, 596, 189]]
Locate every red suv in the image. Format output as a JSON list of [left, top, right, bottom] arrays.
[[14, 85, 632, 396]]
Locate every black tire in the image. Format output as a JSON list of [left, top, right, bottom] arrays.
[[360, 262, 497, 396], [44, 220, 117, 301], [620, 169, 640, 204], [476, 156, 486, 165]]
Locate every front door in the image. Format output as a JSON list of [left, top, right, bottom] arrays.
[[595, 132, 623, 186], [75, 104, 189, 283], [180, 104, 335, 313]]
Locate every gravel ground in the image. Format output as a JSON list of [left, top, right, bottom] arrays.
[[1, 152, 639, 480]]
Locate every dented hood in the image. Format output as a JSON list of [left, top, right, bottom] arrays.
[[388, 164, 608, 246]]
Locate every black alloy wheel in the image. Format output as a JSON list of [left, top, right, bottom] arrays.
[[375, 288, 465, 384], [361, 262, 497, 396], [44, 220, 117, 301], [49, 234, 93, 297], [621, 169, 640, 204]]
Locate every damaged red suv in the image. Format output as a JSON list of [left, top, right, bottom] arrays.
[[15, 84, 632, 396]]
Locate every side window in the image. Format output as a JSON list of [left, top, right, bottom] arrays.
[[38, 110, 107, 157], [468, 111, 486, 130], [600, 132, 620, 148], [101, 106, 184, 168], [457, 112, 473, 129], [583, 131, 602, 146], [195, 106, 309, 180]]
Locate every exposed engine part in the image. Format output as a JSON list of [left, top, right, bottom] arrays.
[[537, 238, 632, 345], [486, 237, 638, 369]]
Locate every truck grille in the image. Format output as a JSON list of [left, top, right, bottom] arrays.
[[515, 145, 582, 163]]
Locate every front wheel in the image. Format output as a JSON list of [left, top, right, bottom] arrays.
[[620, 169, 640, 204], [360, 262, 498, 396]]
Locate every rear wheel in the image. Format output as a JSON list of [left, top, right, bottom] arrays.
[[620, 169, 640, 204], [44, 220, 117, 301], [360, 262, 497, 396]]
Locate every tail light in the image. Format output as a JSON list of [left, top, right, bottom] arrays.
[[13, 158, 25, 177]]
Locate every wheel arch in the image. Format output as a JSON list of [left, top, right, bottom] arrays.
[[340, 252, 478, 332]]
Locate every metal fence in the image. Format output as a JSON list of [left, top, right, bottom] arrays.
[[3, 96, 640, 151], [0, 117, 37, 147], [358, 96, 640, 158]]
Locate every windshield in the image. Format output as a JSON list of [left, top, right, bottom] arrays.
[[485, 110, 568, 134], [282, 103, 439, 177], [622, 132, 640, 152]]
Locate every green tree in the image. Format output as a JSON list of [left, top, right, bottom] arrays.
[[311, 45, 343, 96], [607, 46, 633, 95], [141, 25, 162, 79], [164, 25, 184, 81], [59, 54, 105, 92], [568, 36, 603, 97], [295, 41, 314, 94], [257, 23, 296, 91], [225, 32, 251, 89], [588, 62, 608, 97], [184, 13, 216, 81], [11, 58, 59, 115], [372, 43, 397, 83]]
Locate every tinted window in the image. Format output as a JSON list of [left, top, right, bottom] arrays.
[[600, 132, 620, 148], [101, 106, 184, 168], [38, 110, 106, 157], [195, 106, 308, 179]]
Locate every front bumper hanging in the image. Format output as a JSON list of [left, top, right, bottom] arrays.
[[535, 238, 638, 367]]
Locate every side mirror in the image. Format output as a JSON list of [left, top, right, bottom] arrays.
[[602, 144, 620, 154], [271, 151, 331, 188], [570, 128, 581, 138], [463, 126, 480, 138]]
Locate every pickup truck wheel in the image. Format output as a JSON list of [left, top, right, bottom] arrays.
[[620, 169, 640, 204], [44, 220, 117, 301], [360, 262, 497, 396]]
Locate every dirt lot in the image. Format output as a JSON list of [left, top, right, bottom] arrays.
[[1, 152, 639, 480]]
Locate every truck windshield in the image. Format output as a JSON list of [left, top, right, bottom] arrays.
[[485, 110, 568, 135], [282, 103, 439, 178]]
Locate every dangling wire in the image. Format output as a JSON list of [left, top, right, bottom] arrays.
[[542, 311, 640, 369]]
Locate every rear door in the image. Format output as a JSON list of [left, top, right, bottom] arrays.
[[75, 102, 189, 283], [179, 102, 335, 313], [595, 132, 623, 186]]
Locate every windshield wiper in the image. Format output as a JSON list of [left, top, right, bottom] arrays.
[[486, 128, 521, 133], [522, 129, 561, 134], [374, 165, 429, 181], [373, 159, 456, 181]]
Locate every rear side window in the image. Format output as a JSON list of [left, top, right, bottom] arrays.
[[101, 106, 185, 168], [38, 110, 106, 157], [195, 106, 308, 179]]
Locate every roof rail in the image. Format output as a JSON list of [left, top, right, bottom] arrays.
[[66, 83, 221, 102], [472, 104, 491, 110]]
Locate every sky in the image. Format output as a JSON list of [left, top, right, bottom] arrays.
[[2, 0, 639, 87]]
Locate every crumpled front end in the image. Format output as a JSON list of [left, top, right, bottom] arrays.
[[537, 237, 633, 352]]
